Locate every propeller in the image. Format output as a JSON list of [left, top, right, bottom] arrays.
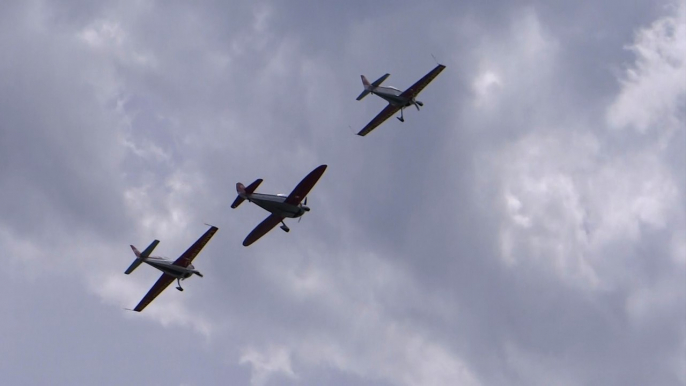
[[299, 197, 309, 223]]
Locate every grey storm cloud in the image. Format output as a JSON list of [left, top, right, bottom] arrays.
[[1, 0, 684, 385]]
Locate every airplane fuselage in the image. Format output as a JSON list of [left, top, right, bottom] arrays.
[[371, 86, 414, 107], [143, 257, 199, 279], [248, 193, 307, 218]]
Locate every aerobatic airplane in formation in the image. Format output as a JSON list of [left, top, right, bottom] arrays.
[[122, 61, 448, 314], [125, 225, 218, 312], [231, 165, 327, 246], [356, 63, 446, 136]]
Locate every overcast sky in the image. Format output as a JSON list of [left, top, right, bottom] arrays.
[[1, 0, 684, 385]]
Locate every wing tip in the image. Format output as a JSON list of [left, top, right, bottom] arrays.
[[357, 128, 371, 136]]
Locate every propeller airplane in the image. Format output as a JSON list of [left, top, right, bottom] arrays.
[[124, 225, 218, 312], [232, 165, 327, 246], [356, 64, 446, 136]]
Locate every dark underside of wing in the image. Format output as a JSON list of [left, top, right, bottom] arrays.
[[357, 104, 400, 136], [285, 165, 328, 205], [243, 214, 282, 246], [133, 273, 175, 312], [173, 226, 219, 267], [400, 64, 446, 100]]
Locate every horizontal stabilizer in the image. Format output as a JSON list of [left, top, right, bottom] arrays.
[[356, 75, 372, 101], [356, 73, 390, 100], [124, 257, 143, 275], [231, 178, 263, 208], [125, 240, 159, 274], [230, 196, 245, 209], [140, 240, 159, 259], [372, 73, 390, 87]]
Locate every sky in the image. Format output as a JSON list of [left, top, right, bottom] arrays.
[[0, 0, 684, 385]]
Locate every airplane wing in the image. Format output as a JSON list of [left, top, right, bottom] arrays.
[[243, 214, 283, 246], [133, 273, 175, 312], [173, 226, 219, 267], [285, 164, 328, 205], [400, 64, 446, 99], [356, 104, 401, 136]]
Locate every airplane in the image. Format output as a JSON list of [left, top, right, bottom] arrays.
[[231, 164, 327, 247], [124, 225, 218, 312], [355, 63, 446, 136]]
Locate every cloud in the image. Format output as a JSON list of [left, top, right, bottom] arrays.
[[1, 0, 684, 385], [469, 3, 685, 383], [255, 248, 481, 386], [488, 131, 680, 290], [240, 345, 297, 386], [607, 1, 686, 135]]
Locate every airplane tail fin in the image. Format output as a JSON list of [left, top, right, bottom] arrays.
[[357, 74, 389, 100], [356, 75, 372, 100], [125, 240, 159, 274], [231, 179, 263, 209]]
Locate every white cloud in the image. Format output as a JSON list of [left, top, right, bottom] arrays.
[[607, 1, 686, 136], [251, 247, 480, 386], [472, 70, 503, 107], [469, 7, 559, 115], [504, 342, 578, 386], [78, 18, 158, 68], [240, 345, 297, 386], [488, 133, 599, 288], [490, 129, 681, 291], [92, 272, 214, 337], [79, 20, 125, 48], [477, 3, 685, 299], [288, 323, 480, 386], [2, 1, 685, 385]]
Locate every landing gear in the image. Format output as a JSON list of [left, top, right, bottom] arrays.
[[397, 108, 405, 122], [176, 278, 184, 291], [280, 221, 290, 232]]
